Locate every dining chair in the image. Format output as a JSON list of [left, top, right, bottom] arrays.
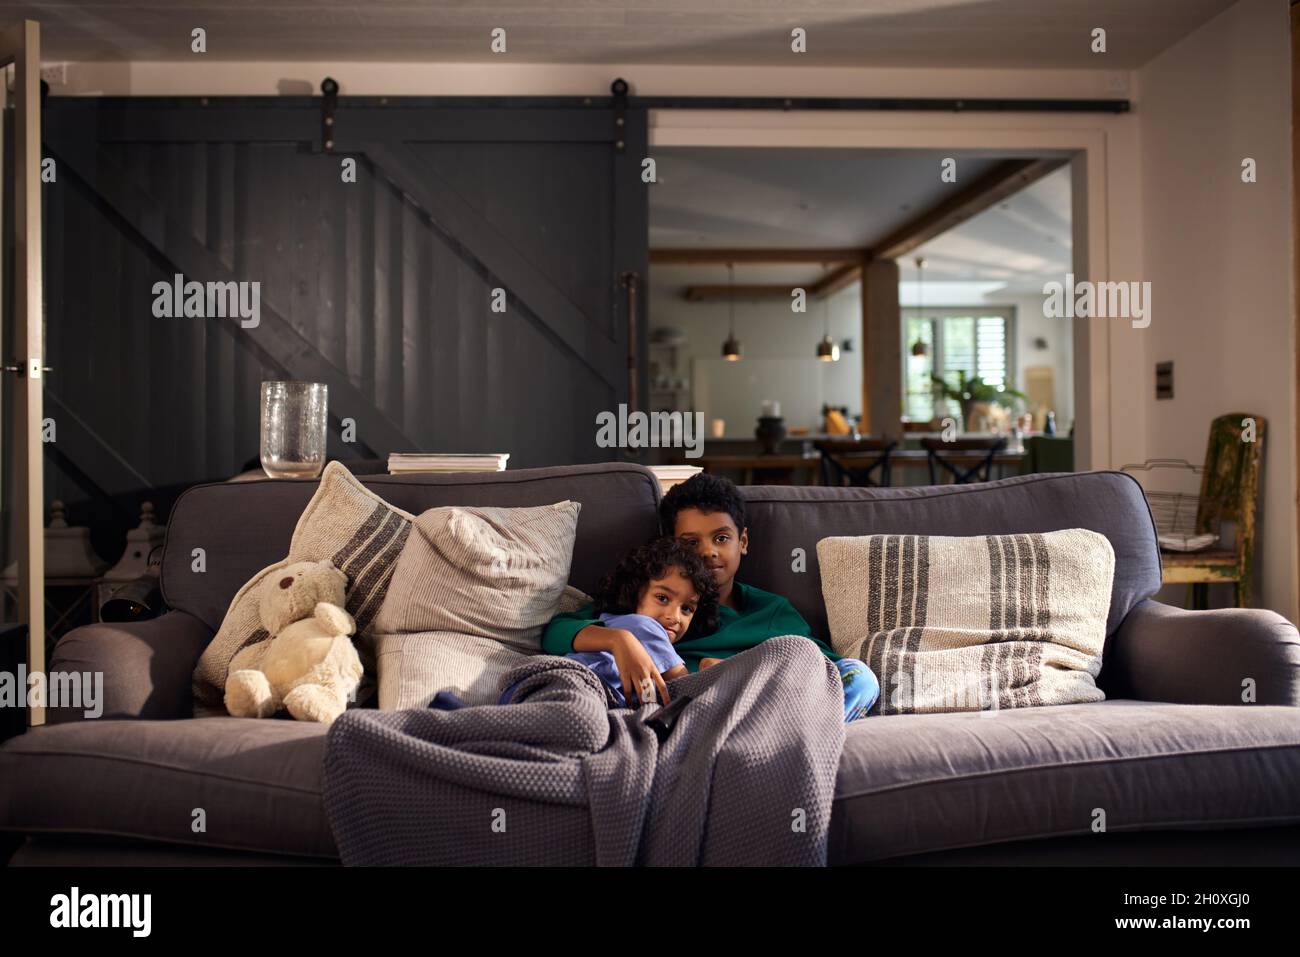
[[921, 436, 1007, 485], [815, 438, 897, 488]]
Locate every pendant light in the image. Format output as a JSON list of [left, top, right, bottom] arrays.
[[816, 263, 840, 361], [911, 256, 929, 357], [721, 262, 741, 361]]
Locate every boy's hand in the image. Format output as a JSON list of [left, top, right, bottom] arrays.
[[699, 657, 724, 670], [610, 631, 670, 705], [662, 664, 689, 680]]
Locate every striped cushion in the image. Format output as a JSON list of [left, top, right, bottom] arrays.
[[371, 501, 581, 708], [817, 530, 1114, 715], [192, 461, 414, 709]]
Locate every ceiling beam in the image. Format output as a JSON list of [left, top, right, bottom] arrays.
[[871, 157, 1068, 262], [684, 260, 867, 301], [651, 247, 870, 265], [813, 263, 863, 297]]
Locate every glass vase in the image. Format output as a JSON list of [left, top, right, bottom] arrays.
[[260, 381, 328, 479]]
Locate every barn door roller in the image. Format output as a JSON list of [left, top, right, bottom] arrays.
[[320, 76, 339, 153], [611, 77, 628, 153]]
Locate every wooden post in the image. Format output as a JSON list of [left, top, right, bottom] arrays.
[[862, 259, 902, 439], [860, 267, 871, 432], [1292, 0, 1300, 622], [0, 20, 45, 725]]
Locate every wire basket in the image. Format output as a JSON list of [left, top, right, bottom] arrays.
[[1119, 459, 1221, 553]]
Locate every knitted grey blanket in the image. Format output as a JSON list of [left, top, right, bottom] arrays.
[[322, 635, 844, 866]]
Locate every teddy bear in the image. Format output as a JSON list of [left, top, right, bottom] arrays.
[[223, 559, 363, 723]]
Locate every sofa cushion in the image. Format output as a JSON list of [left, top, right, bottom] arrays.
[[818, 529, 1114, 714], [829, 699, 1300, 864], [737, 471, 1160, 657], [0, 718, 335, 859], [371, 501, 582, 708], [162, 463, 662, 633]]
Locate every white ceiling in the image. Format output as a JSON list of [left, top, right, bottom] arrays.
[[649, 148, 1072, 295], [650, 147, 1005, 250], [10, 0, 1234, 67]]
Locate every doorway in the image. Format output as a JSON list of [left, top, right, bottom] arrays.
[[648, 106, 1140, 474], [644, 142, 1077, 485]]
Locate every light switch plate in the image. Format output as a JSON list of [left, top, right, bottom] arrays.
[[1155, 361, 1173, 400]]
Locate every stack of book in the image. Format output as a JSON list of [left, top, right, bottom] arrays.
[[648, 465, 703, 495], [388, 453, 510, 474]]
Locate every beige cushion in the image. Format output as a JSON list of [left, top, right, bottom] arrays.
[[371, 501, 582, 708], [817, 529, 1114, 715], [192, 461, 414, 709]]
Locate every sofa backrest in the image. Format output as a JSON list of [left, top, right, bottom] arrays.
[[738, 470, 1161, 642], [161, 463, 662, 631], [163, 465, 1160, 650]]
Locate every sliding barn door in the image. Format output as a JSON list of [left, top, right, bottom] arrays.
[[38, 92, 647, 511], [331, 98, 648, 467]]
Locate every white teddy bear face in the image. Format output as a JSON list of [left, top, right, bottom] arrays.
[[259, 560, 349, 635]]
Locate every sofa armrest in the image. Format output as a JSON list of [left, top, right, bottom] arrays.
[[1105, 599, 1300, 706], [44, 611, 214, 724]]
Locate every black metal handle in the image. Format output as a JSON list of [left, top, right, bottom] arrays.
[[619, 271, 640, 415]]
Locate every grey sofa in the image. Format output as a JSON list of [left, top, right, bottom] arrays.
[[2, 463, 1299, 866]]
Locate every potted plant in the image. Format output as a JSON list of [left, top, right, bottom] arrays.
[[930, 371, 1028, 432]]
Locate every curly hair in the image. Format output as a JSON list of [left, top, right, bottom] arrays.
[[659, 472, 746, 537], [593, 536, 720, 637]]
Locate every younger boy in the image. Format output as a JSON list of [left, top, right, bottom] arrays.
[[566, 536, 717, 707]]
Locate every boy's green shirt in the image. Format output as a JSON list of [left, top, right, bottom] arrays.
[[541, 581, 840, 673]]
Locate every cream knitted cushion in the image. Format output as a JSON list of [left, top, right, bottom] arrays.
[[192, 461, 414, 709], [371, 501, 582, 708], [817, 529, 1115, 715]]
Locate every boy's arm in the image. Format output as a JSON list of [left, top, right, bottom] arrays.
[[770, 598, 841, 662], [540, 603, 599, 655], [544, 605, 649, 661]]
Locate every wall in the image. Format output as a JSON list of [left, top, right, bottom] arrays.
[[1000, 291, 1076, 429], [1138, 0, 1295, 620]]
